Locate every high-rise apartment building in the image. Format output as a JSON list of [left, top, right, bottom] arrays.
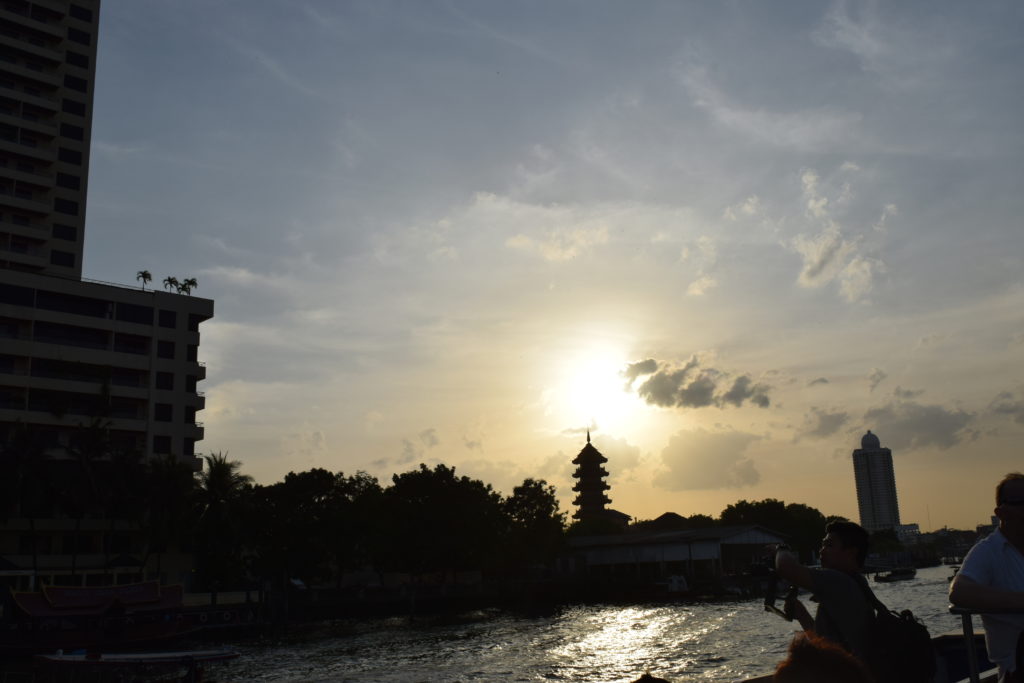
[[852, 430, 901, 533], [0, 1, 213, 587], [0, 0, 97, 276]]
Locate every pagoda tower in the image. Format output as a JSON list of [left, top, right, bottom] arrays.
[[571, 432, 612, 521]]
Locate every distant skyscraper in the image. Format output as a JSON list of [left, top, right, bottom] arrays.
[[852, 430, 901, 532]]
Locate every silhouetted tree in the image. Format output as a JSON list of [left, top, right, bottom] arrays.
[[719, 498, 829, 561], [195, 452, 253, 591], [136, 270, 151, 290], [140, 455, 199, 580], [180, 277, 197, 295], [162, 276, 179, 293], [502, 478, 565, 573], [377, 464, 504, 579]]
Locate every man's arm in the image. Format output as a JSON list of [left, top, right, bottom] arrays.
[[775, 549, 814, 590], [949, 574, 1024, 611]]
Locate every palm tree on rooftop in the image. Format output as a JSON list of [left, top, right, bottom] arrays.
[[136, 270, 151, 291], [162, 276, 179, 293], [180, 277, 198, 295]]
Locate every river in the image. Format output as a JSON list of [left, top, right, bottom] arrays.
[[207, 565, 962, 682]]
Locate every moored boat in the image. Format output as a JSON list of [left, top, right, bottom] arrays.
[[873, 566, 917, 582]]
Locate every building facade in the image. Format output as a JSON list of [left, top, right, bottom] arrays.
[[852, 430, 901, 533], [0, 0, 213, 588]]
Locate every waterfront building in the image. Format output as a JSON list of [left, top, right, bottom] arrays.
[[0, 0, 214, 589], [852, 430, 901, 532]]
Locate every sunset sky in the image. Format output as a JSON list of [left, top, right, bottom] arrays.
[[84, 1, 1023, 530]]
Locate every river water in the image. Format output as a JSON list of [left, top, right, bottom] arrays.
[[211, 565, 962, 682]]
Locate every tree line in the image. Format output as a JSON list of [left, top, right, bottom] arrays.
[[3, 419, 875, 592]]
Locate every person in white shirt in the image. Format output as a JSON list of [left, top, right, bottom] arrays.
[[950, 472, 1024, 683]]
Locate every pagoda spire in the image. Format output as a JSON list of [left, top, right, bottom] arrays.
[[571, 435, 610, 521]]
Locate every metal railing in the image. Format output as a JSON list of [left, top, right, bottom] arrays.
[[948, 605, 1022, 683]]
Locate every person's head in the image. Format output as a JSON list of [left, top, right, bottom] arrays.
[[773, 632, 873, 683], [820, 520, 869, 570], [995, 472, 1024, 533]]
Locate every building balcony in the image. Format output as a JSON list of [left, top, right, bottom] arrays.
[[0, 110, 58, 136], [0, 136, 55, 162], [0, 189, 51, 214], [0, 160, 55, 185], [1, 60, 60, 87], [0, 8, 65, 40], [0, 82, 59, 111], [0, 39, 62, 69]]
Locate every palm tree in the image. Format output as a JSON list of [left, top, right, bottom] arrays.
[[180, 277, 198, 295], [136, 270, 152, 291], [196, 452, 253, 594], [162, 276, 179, 293]]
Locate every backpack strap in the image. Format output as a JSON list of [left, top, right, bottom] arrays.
[[852, 572, 890, 615]]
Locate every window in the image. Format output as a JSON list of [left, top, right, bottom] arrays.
[[49, 250, 74, 267], [52, 223, 77, 241], [158, 309, 177, 329], [59, 124, 83, 141], [186, 345, 197, 362], [157, 340, 175, 359], [0, 283, 33, 306], [61, 99, 85, 117], [115, 302, 153, 325], [185, 375, 197, 393], [58, 147, 82, 165], [155, 371, 174, 390], [154, 403, 172, 422], [54, 198, 79, 215], [56, 173, 80, 190], [152, 434, 171, 454], [65, 51, 88, 69], [67, 28, 90, 46], [62, 75, 87, 93], [69, 5, 93, 22], [113, 332, 148, 355]]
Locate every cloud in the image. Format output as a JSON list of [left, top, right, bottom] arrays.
[[654, 428, 761, 491], [506, 224, 610, 261], [862, 401, 975, 451], [893, 386, 923, 400], [989, 392, 1024, 424], [622, 358, 660, 385], [679, 67, 862, 151], [680, 236, 718, 296], [788, 167, 886, 302], [800, 407, 851, 440], [792, 223, 857, 290], [808, 377, 830, 387], [723, 195, 763, 222], [624, 356, 771, 410], [721, 375, 771, 408], [867, 368, 887, 392], [418, 428, 440, 449], [281, 427, 327, 461]]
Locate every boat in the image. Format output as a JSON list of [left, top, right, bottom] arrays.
[[873, 567, 916, 582]]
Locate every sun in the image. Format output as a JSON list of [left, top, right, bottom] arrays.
[[546, 344, 645, 434]]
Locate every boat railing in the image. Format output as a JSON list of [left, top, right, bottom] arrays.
[[948, 604, 1024, 683]]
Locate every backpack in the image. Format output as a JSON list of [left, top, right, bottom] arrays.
[[857, 581, 936, 683]]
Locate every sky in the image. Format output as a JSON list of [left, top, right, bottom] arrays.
[[83, 1, 1024, 531]]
